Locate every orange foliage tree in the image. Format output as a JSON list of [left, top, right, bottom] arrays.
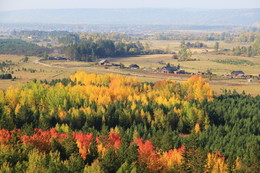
[[0, 129, 12, 145], [134, 138, 164, 172], [96, 133, 122, 157], [73, 132, 93, 160], [20, 128, 68, 152]]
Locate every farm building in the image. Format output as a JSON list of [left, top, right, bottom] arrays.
[[231, 71, 244, 76], [129, 64, 140, 69], [160, 66, 178, 73]]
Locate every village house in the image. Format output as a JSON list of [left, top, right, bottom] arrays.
[[231, 71, 244, 77], [129, 64, 140, 69], [160, 65, 177, 73]]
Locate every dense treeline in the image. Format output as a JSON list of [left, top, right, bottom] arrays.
[[153, 32, 260, 42], [0, 39, 52, 56], [64, 39, 163, 61], [0, 72, 259, 172]]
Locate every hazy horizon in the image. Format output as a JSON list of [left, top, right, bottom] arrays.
[[1, 7, 260, 12], [0, 0, 260, 11]]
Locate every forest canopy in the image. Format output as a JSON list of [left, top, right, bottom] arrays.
[[0, 72, 259, 172]]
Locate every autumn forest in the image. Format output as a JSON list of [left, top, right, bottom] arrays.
[[0, 72, 259, 172]]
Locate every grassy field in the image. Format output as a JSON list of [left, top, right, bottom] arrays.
[[0, 55, 72, 88], [1, 39, 260, 96], [210, 82, 260, 96]]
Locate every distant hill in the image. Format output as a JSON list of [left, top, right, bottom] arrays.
[[0, 8, 259, 25]]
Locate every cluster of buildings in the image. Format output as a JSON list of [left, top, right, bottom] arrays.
[[229, 71, 260, 80], [219, 71, 259, 82], [98, 59, 260, 81], [98, 59, 188, 74], [98, 59, 140, 69]]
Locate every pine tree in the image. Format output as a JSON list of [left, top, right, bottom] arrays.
[[100, 147, 120, 173], [181, 133, 207, 173], [126, 143, 138, 164]]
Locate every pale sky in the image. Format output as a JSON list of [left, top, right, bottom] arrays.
[[0, 0, 259, 11]]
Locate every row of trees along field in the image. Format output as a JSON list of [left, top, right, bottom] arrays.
[[0, 72, 259, 172]]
